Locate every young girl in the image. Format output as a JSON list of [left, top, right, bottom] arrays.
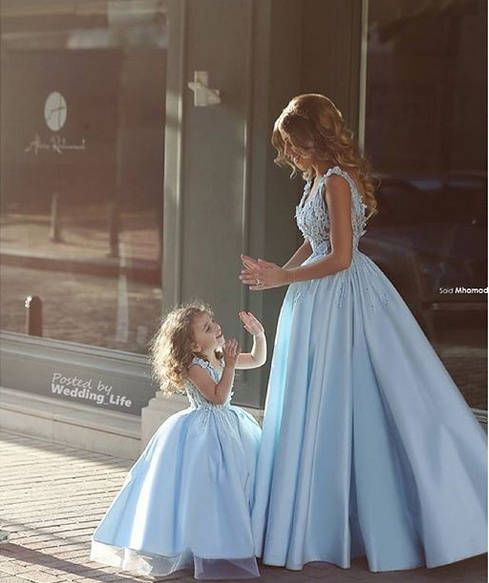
[[90, 302, 266, 580], [240, 94, 487, 572]]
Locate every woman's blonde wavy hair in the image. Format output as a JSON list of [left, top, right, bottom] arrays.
[[149, 301, 223, 396], [272, 93, 379, 221]]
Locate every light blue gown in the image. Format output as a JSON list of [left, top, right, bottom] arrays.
[[251, 166, 487, 572], [91, 356, 262, 580]]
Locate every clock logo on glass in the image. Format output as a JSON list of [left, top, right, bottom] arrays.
[[44, 91, 67, 132]]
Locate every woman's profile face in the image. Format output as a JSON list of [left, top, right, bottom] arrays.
[[279, 128, 313, 171]]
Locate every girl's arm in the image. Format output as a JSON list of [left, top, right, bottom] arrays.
[[281, 239, 312, 269], [187, 365, 235, 405], [187, 340, 238, 405], [235, 312, 267, 369], [236, 331, 266, 369]]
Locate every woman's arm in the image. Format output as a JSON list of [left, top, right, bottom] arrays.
[[240, 241, 312, 291], [240, 175, 353, 288], [284, 175, 352, 283], [282, 239, 312, 269]]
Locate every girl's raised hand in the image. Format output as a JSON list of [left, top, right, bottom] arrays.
[[223, 338, 239, 367], [239, 311, 264, 336]]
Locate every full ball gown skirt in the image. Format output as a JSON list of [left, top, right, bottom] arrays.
[[251, 166, 487, 572], [91, 356, 262, 580]]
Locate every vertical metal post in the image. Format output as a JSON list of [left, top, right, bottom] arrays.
[[358, 0, 369, 155], [108, 200, 120, 258], [25, 295, 43, 336], [50, 192, 61, 242]]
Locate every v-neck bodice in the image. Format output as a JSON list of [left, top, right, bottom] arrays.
[[185, 355, 234, 409], [295, 165, 367, 257]]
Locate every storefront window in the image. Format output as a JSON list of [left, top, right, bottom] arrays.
[[364, 0, 487, 409], [0, 0, 167, 354]]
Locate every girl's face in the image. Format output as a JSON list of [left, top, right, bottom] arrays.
[[192, 312, 225, 355], [279, 128, 313, 171]]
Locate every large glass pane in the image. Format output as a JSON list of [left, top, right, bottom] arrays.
[[0, 0, 167, 354], [364, 0, 487, 409]]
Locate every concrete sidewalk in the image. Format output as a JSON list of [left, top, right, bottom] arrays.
[[0, 430, 486, 583]]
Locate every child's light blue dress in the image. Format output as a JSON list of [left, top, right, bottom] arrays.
[[91, 356, 262, 580], [251, 166, 487, 572]]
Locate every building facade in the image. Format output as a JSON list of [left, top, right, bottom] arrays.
[[0, 0, 486, 457]]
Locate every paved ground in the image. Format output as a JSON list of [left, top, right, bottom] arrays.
[[0, 430, 486, 583]]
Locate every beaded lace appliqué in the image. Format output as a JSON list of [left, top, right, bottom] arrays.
[[362, 284, 391, 311], [292, 166, 369, 307], [186, 356, 234, 410], [185, 356, 242, 443], [295, 165, 367, 252]]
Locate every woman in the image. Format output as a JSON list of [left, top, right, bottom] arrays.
[[239, 93, 487, 573]]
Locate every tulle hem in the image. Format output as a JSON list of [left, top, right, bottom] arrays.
[[90, 540, 260, 580]]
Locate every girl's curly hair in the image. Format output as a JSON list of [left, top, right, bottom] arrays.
[[272, 93, 379, 221], [149, 301, 223, 396]]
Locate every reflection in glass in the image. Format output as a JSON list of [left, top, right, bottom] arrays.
[[0, 0, 167, 354], [363, 0, 487, 409]]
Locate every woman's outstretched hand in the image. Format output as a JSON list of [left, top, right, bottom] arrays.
[[239, 255, 289, 291]]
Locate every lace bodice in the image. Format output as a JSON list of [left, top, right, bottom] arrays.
[[185, 356, 234, 409], [295, 165, 367, 257]]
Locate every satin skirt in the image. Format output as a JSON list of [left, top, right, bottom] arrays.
[[251, 248, 487, 572], [91, 404, 262, 579]]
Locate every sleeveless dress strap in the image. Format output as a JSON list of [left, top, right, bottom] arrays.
[[189, 355, 225, 383], [325, 165, 368, 238], [191, 355, 212, 370], [326, 166, 365, 205], [187, 355, 232, 403]]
